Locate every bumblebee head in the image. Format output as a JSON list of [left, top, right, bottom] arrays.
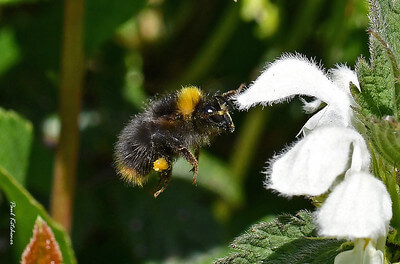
[[198, 96, 235, 133], [175, 86, 238, 133]]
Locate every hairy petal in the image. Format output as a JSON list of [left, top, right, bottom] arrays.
[[265, 126, 370, 196], [300, 98, 324, 114], [330, 65, 360, 94], [300, 106, 347, 136], [236, 55, 352, 125], [329, 65, 360, 111], [316, 172, 392, 241], [299, 66, 359, 136]]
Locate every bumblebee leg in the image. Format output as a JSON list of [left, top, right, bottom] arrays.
[[237, 83, 245, 93], [215, 83, 246, 111], [153, 175, 164, 196], [178, 147, 199, 184], [189, 147, 200, 173], [153, 168, 172, 198], [220, 83, 246, 98], [194, 147, 200, 161]]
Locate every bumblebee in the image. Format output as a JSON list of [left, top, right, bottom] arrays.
[[114, 85, 242, 197]]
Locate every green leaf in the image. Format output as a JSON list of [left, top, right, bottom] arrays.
[[350, 72, 377, 118], [354, 1, 400, 119], [371, 0, 400, 119], [145, 246, 231, 264], [215, 211, 346, 264], [173, 152, 244, 207], [369, 147, 400, 230], [388, 228, 400, 247], [264, 238, 348, 264], [355, 36, 396, 117], [387, 228, 400, 262], [370, 0, 400, 63], [364, 116, 400, 230], [0, 108, 33, 186], [364, 116, 400, 166], [0, 168, 76, 264], [84, 0, 146, 56]]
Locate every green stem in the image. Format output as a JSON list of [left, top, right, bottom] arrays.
[[50, 0, 85, 233], [388, 169, 400, 230], [372, 148, 400, 231]]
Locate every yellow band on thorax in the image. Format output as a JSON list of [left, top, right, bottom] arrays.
[[176, 86, 202, 117]]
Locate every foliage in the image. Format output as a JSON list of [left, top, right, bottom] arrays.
[[215, 211, 346, 264], [0, 109, 76, 263], [364, 116, 400, 166], [350, 0, 400, 236], [351, 0, 400, 119], [0, 169, 76, 263], [0, 109, 32, 186]]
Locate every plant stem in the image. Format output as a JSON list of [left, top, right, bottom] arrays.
[[388, 169, 400, 230], [50, 0, 85, 233]]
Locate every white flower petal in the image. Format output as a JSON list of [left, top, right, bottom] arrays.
[[298, 66, 359, 136], [265, 126, 370, 196], [300, 105, 347, 136], [330, 65, 360, 94], [300, 98, 323, 114], [316, 172, 392, 241], [235, 54, 352, 125], [330, 65, 360, 108], [334, 239, 384, 264]]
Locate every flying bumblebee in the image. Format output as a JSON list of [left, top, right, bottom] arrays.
[[114, 85, 243, 197]]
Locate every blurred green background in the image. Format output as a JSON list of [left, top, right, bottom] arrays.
[[0, 0, 369, 263]]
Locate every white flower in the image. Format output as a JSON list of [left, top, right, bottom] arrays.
[[236, 55, 357, 128], [317, 171, 392, 241], [266, 126, 370, 196], [334, 238, 387, 264], [236, 54, 392, 263]]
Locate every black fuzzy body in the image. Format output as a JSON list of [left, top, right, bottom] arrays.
[[115, 90, 234, 182]]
